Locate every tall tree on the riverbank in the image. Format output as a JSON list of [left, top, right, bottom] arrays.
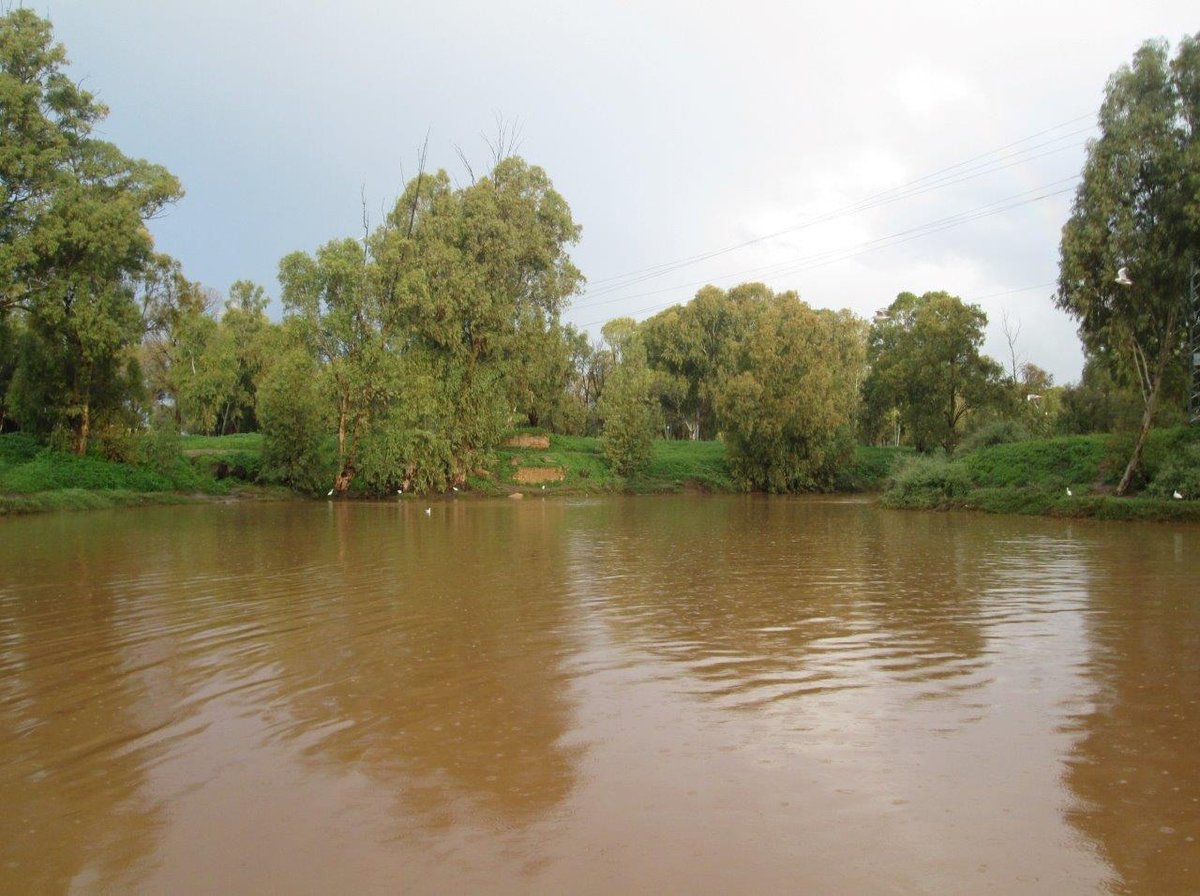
[[598, 318, 658, 475], [861, 291, 1005, 452], [278, 155, 582, 494], [0, 10, 182, 451], [715, 290, 866, 491], [1057, 34, 1200, 495]]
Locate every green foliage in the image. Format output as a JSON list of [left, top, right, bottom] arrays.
[[598, 351, 657, 477], [279, 156, 582, 493], [0, 432, 41, 466], [716, 291, 865, 492], [1145, 443, 1200, 499], [834, 445, 913, 492], [955, 420, 1030, 455], [256, 346, 333, 494], [862, 290, 1006, 452], [881, 454, 974, 508], [0, 446, 202, 493], [1055, 357, 1144, 435], [1056, 34, 1200, 491], [489, 433, 733, 494], [141, 406, 181, 473], [960, 435, 1109, 489], [1, 10, 182, 451]]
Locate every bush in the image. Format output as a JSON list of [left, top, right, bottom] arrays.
[[1145, 443, 1200, 500], [0, 432, 42, 467], [835, 445, 912, 492], [140, 406, 182, 473], [882, 454, 973, 508], [257, 349, 332, 494]]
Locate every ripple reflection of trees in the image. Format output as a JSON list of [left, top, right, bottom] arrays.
[[255, 502, 582, 830], [0, 518, 172, 892], [1064, 530, 1200, 894], [574, 498, 992, 707]]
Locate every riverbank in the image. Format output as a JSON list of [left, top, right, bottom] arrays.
[[3, 429, 1197, 521], [0, 432, 283, 516], [880, 429, 1200, 522]]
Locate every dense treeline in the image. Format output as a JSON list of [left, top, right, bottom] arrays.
[[2, 11, 1197, 499]]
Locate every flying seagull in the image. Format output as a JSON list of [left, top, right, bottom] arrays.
[[1115, 267, 1132, 286]]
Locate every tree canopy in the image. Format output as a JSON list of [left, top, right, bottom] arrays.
[[1057, 33, 1200, 493], [1, 9, 182, 451], [274, 156, 583, 494], [861, 291, 1004, 452]]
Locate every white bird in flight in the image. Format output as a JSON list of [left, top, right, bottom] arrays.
[[327, 488, 334, 497], [424, 507, 432, 516], [1115, 267, 1132, 286]]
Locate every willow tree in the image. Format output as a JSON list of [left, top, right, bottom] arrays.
[[1057, 34, 1200, 494], [715, 290, 866, 492], [277, 155, 582, 494]]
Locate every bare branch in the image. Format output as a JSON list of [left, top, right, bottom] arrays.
[[360, 184, 370, 247], [1000, 308, 1023, 384], [454, 144, 476, 185], [406, 130, 430, 238], [483, 112, 524, 170]]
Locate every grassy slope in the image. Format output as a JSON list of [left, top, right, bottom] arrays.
[[0, 432, 276, 515], [8, 427, 1195, 521], [882, 428, 1200, 521], [480, 434, 736, 494]]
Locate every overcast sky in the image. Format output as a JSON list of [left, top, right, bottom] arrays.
[[41, 1, 1199, 384]]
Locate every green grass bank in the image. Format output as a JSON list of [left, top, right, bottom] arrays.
[[5, 427, 1197, 521], [881, 427, 1200, 522]]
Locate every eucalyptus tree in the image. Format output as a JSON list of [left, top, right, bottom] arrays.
[[861, 291, 1004, 452], [1, 9, 182, 451], [1057, 34, 1200, 494]]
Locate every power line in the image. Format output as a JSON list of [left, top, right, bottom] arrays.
[[572, 178, 1079, 326], [583, 113, 1095, 295]]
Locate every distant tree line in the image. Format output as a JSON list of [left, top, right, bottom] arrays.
[[2, 10, 1196, 494]]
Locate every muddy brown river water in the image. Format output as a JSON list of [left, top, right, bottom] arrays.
[[1, 496, 1197, 894]]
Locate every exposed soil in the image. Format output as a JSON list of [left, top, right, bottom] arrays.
[[513, 466, 565, 483], [505, 434, 550, 449]]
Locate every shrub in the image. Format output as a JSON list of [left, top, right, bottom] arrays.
[[1145, 443, 1200, 500], [140, 406, 182, 473], [882, 454, 973, 508], [0, 432, 42, 467]]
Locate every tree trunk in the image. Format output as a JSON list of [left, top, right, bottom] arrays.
[[1115, 324, 1174, 496], [1116, 386, 1160, 496], [74, 401, 90, 455]]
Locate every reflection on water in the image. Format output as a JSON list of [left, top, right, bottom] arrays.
[[1, 496, 1197, 893]]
